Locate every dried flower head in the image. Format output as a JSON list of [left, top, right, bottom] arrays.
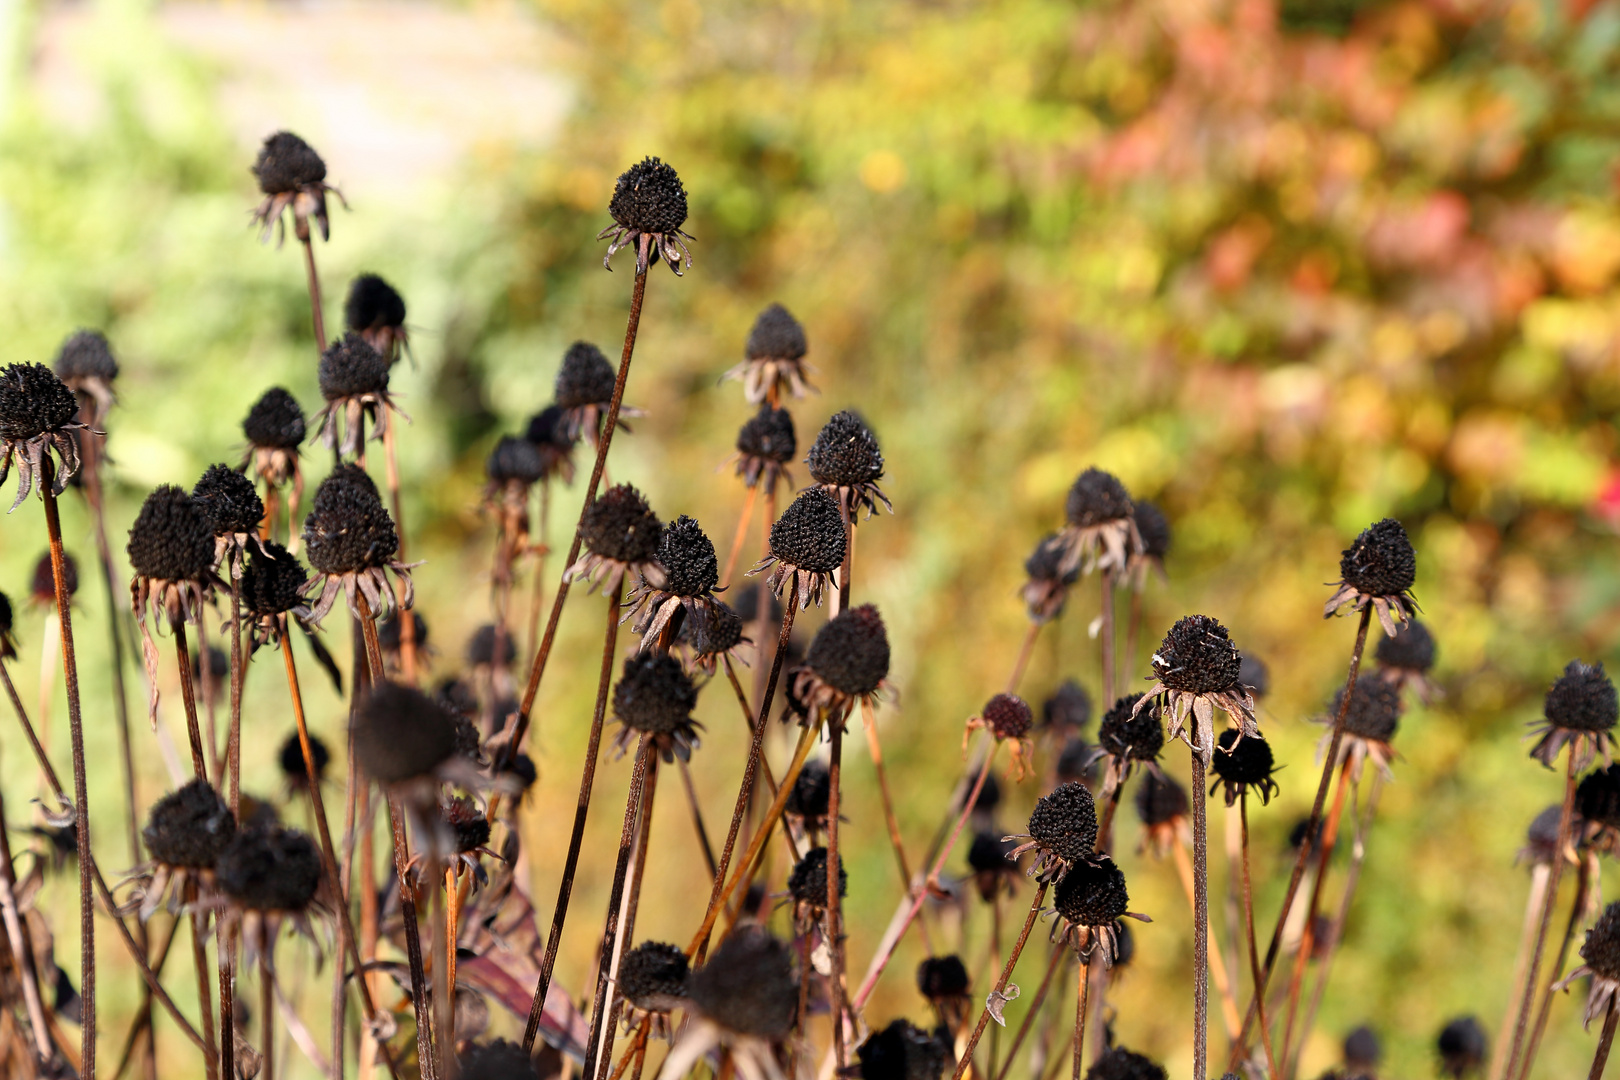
[[612, 652, 702, 761], [1134, 772, 1188, 831], [724, 303, 815, 404], [1324, 518, 1419, 635], [278, 730, 330, 792], [1042, 681, 1092, 736], [53, 329, 119, 426], [301, 469, 413, 623], [1324, 675, 1402, 780], [916, 955, 969, 1002], [1530, 660, 1619, 770], [786, 846, 846, 911], [1084, 1047, 1166, 1080], [807, 410, 890, 518], [1050, 855, 1139, 963], [1059, 468, 1140, 576], [630, 515, 722, 645], [683, 601, 748, 674], [0, 363, 84, 511], [457, 1040, 538, 1080], [1210, 728, 1279, 806], [192, 463, 265, 577], [144, 780, 236, 870], [1006, 782, 1099, 883], [554, 341, 641, 443], [312, 332, 402, 458], [568, 484, 663, 594], [733, 406, 797, 490], [793, 604, 891, 726], [251, 131, 343, 244], [524, 404, 578, 485], [1239, 653, 1270, 699], [351, 681, 457, 785], [486, 436, 546, 488], [1092, 693, 1163, 788], [785, 759, 832, 833], [687, 927, 796, 1040], [0, 590, 13, 660], [967, 832, 1020, 901], [1056, 738, 1095, 786], [30, 550, 75, 607], [242, 386, 306, 489], [855, 1019, 952, 1080], [1375, 619, 1435, 673], [964, 694, 1036, 779], [1343, 1025, 1380, 1072], [754, 487, 846, 608], [218, 826, 321, 912], [1022, 533, 1080, 623], [344, 274, 409, 362], [1135, 614, 1256, 756], [599, 157, 693, 275], [127, 485, 218, 719], [1132, 500, 1171, 562], [619, 941, 689, 1016], [465, 624, 517, 670], [1521, 804, 1574, 865], [1436, 1016, 1487, 1078], [240, 541, 311, 644]]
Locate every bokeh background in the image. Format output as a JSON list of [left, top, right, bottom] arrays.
[[2, 0, 1619, 1076]]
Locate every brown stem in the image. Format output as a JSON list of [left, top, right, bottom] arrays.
[[380, 417, 418, 682], [828, 726, 848, 1070], [1072, 955, 1090, 1080], [1518, 851, 1596, 1080], [1006, 622, 1041, 698], [1491, 863, 1552, 1080], [386, 796, 437, 1079], [605, 1019, 652, 1080], [190, 902, 219, 1080], [262, 959, 276, 1080], [590, 747, 659, 1080], [677, 757, 718, 879], [1240, 796, 1280, 1080], [721, 656, 780, 800], [302, 236, 327, 351], [172, 618, 209, 780], [1169, 831, 1240, 1039], [525, 484, 552, 666], [1099, 568, 1115, 707], [1095, 781, 1125, 857], [218, 923, 235, 1080], [0, 786, 55, 1065], [950, 883, 1051, 1080], [1592, 999, 1619, 1080], [521, 580, 624, 1052], [1190, 744, 1210, 1080], [1122, 586, 1143, 701], [718, 483, 760, 590], [993, 946, 1065, 1080]]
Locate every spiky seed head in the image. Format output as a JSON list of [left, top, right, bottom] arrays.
[[746, 304, 807, 362], [241, 550, 310, 625], [303, 471, 398, 575], [686, 601, 744, 657], [1239, 653, 1270, 698], [0, 363, 78, 441], [656, 516, 718, 596], [1026, 782, 1099, 862], [1133, 501, 1170, 560], [1375, 619, 1436, 673], [806, 410, 884, 488], [351, 681, 457, 784], [1339, 518, 1416, 597], [687, 926, 797, 1039], [981, 694, 1032, 741], [619, 942, 689, 1011], [806, 604, 890, 697], [457, 1039, 538, 1080], [1344, 1026, 1381, 1069], [1097, 694, 1162, 762], [524, 404, 576, 450], [1064, 468, 1132, 529], [1580, 766, 1620, 830], [737, 406, 797, 462], [442, 796, 491, 852], [344, 274, 406, 333], [1436, 1017, 1487, 1077], [191, 464, 264, 538], [1053, 856, 1130, 928], [143, 779, 236, 868], [608, 157, 688, 235], [613, 653, 698, 736], [967, 832, 1016, 875], [1083, 1047, 1166, 1080], [1213, 729, 1276, 788], [916, 955, 969, 1000], [769, 488, 846, 573], [0, 590, 12, 638], [128, 486, 216, 582], [1584, 902, 1620, 980], [192, 645, 229, 685], [465, 625, 517, 668], [1024, 533, 1077, 586], [554, 341, 617, 408], [252, 131, 327, 194], [1134, 773, 1188, 827], [316, 462, 381, 506], [318, 332, 389, 400], [785, 759, 831, 820], [278, 730, 330, 788], [855, 1019, 952, 1080], [216, 826, 321, 912], [1152, 615, 1243, 695], [32, 551, 75, 602], [1042, 681, 1092, 733], [243, 387, 306, 449], [486, 436, 545, 486], [1333, 675, 1401, 742], [1546, 660, 1619, 733], [53, 330, 118, 382], [787, 846, 847, 906], [579, 485, 661, 564]]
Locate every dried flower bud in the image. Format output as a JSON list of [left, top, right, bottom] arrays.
[[344, 274, 406, 334], [466, 625, 517, 668], [1212, 729, 1276, 789], [916, 955, 969, 1000], [737, 406, 797, 462], [351, 681, 457, 784], [1042, 681, 1092, 734], [304, 471, 398, 575], [1097, 694, 1162, 763], [319, 332, 389, 400], [785, 760, 831, 821], [855, 1019, 952, 1080], [1375, 619, 1436, 673], [1333, 676, 1401, 742], [807, 410, 884, 489], [217, 826, 321, 912], [769, 488, 846, 573], [746, 304, 808, 362], [1084, 1047, 1166, 1080], [241, 542, 309, 617], [192, 464, 264, 538], [613, 653, 699, 736], [656, 516, 718, 596], [128, 486, 215, 582], [1132, 501, 1170, 560], [1026, 783, 1099, 864], [1344, 1025, 1381, 1070], [525, 404, 576, 451], [278, 730, 330, 789], [1339, 518, 1416, 598], [806, 605, 890, 697], [53, 330, 119, 383], [981, 694, 1032, 741], [1436, 1017, 1486, 1079], [143, 780, 236, 868], [1152, 615, 1242, 695], [1065, 468, 1132, 528], [1546, 660, 1619, 733], [487, 436, 545, 486], [619, 942, 689, 1013], [0, 363, 78, 441], [787, 846, 846, 906], [1053, 856, 1130, 928], [555, 341, 617, 409], [31, 551, 75, 603], [1135, 772, 1189, 827], [608, 157, 688, 236], [967, 832, 1016, 875], [253, 132, 327, 194], [1580, 766, 1620, 830], [243, 388, 306, 450], [687, 926, 797, 1039], [686, 602, 744, 657], [457, 1039, 538, 1080], [580, 485, 661, 565]]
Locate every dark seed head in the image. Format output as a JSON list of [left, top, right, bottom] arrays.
[[1546, 660, 1619, 733], [1344, 1025, 1381, 1069], [916, 955, 969, 1000], [1083, 1047, 1166, 1080], [243, 387, 306, 449], [1024, 534, 1078, 586], [1375, 619, 1436, 673], [1134, 772, 1188, 827], [981, 694, 1032, 741], [730, 582, 783, 626], [191, 464, 264, 538], [351, 681, 457, 784], [806, 605, 890, 698], [787, 846, 847, 906], [524, 404, 576, 451], [344, 274, 406, 333], [619, 942, 689, 1012], [442, 796, 491, 853], [252, 131, 327, 194], [1333, 675, 1401, 742], [463, 626, 514, 670], [608, 157, 688, 235], [0, 590, 12, 644], [1584, 901, 1620, 981], [554, 341, 617, 409], [53, 330, 119, 383], [580, 485, 661, 565], [1239, 654, 1270, 698], [142, 779, 236, 869], [303, 470, 398, 575], [1056, 738, 1094, 785], [1339, 518, 1416, 597], [737, 406, 797, 463], [128, 486, 216, 582], [1212, 729, 1276, 789], [1096, 694, 1163, 763], [1133, 501, 1170, 560], [687, 926, 797, 1039], [967, 832, 1017, 875], [1053, 856, 1130, 928], [278, 730, 330, 789], [1026, 782, 1099, 862], [216, 826, 321, 912], [0, 363, 78, 441], [319, 332, 389, 401], [1064, 468, 1132, 529], [686, 601, 744, 657], [806, 410, 884, 489], [31, 551, 75, 602], [1152, 615, 1243, 695], [457, 1039, 538, 1080], [769, 488, 846, 573], [856, 1019, 952, 1080], [785, 759, 831, 821], [656, 516, 718, 596], [379, 613, 429, 655], [486, 436, 545, 486], [504, 753, 538, 793], [1436, 1016, 1487, 1077], [613, 653, 698, 736], [1042, 681, 1092, 734], [1525, 804, 1571, 863], [746, 304, 807, 362], [1580, 767, 1620, 830]]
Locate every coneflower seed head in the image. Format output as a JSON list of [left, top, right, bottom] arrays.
[[981, 694, 1032, 741], [1097, 694, 1162, 762], [769, 488, 846, 573], [555, 341, 617, 409], [53, 330, 119, 382], [127, 486, 215, 582], [787, 846, 847, 906], [1133, 501, 1170, 560], [1135, 773, 1189, 827], [916, 955, 969, 1000], [252, 131, 327, 194], [351, 681, 457, 784], [1212, 729, 1276, 787], [1375, 619, 1436, 672], [737, 406, 796, 462], [746, 304, 807, 361], [608, 157, 688, 235], [579, 485, 661, 565], [619, 942, 689, 1010], [1064, 468, 1132, 528], [191, 464, 264, 537], [1545, 660, 1619, 733], [785, 759, 831, 821], [243, 388, 306, 449], [1579, 766, 1620, 830], [1334, 675, 1401, 742], [143, 780, 236, 868], [855, 1019, 952, 1080], [344, 274, 406, 333], [1026, 782, 1099, 862], [216, 826, 322, 912], [0, 363, 78, 441], [687, 927, 797, 1039], [1042, 681, 1092, 733], [278, 730, 330, 787], [613, 653, 698, 736], [303, 473, 397, 574], [457, 1040, 538, 1080], [241, 542, 309, 616], [806, 604, 890, 697], [807, 410, 884, 489], [656, 516, 718, 596], [1152, 615, 1243, 695], [486, 436, 545, 486], [1339, 518, 1416, 597], [318, 332, 389, 400], [1053, 856, 1130, 928]]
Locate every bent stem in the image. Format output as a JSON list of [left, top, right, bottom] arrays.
[[949, 882, 1051, 1080], [1239, 795, 1280, 1080], [676, 757, 718, 879], [172, 617, 209, 781]]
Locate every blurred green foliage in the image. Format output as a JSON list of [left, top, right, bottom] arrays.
[[6, 0, 1620, 1075]]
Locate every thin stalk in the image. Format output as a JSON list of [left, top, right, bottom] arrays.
[[1095, 782, 1125, 856], [380, 417, 419, 681], [1592, 1000, 1619, 1080], [221, 583, 245, 1080], [526, 483, 552, 665], [262, 961, 276, 1080], [718, 483, 760, 589], [1072, 955, 1090, 1080], [172, 617, 209, 780], [41, 472, 95, 1077], [1239, 796, 1280, 1080], [1099, 569, 1115, 706], [859, 696, 921, 904], [302, 236, 327, 350], [1122, 586, 1143, 702], [1490, 863, 1552, 1080], [606, 1020, 652, 1080], [198, 613, 220, 779], [992, 946, 1064, 1080], [590, 747, 659, 1080], [990, 893, 1004, 1078], [827, 726, 848, 1071], [219, 921, 235, 1080], [189, 897, 219, 1080], [1006, 623, 1041, 697], [677, 758, 718, 879], [386, 796, 436, 1079], [1169, 831, 1240, 1038], [950, 883, 1051, 1080], [1231, 607, 1371, 1071], [521, 581, 624, 1052], [0, 786, 55, 1066], [722, 656, 781, 800], [1518, 851, 1597, 1080], [1190, 744, 1211, 1080]]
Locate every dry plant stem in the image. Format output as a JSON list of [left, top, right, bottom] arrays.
[[677, 758, 719, 879], [1518, 851, 1596, 1080], [591, 749, 659, 1080], [1169, 833, 1240, 1038], [228, 587, 245, 810], [949, 882, 1052, 1080], [1592, 1001, 1620, 1080], [172, 618, 209, 780], [509, 239, 650, 764], [0, 788, 55, 1066], [520, 580, 625, 1052], [990, 895, 1003, 1078], [111, 920, 179, 1080], [1231, 607, 1371, 1071], [1096, 782, 1125, 856], [1491, 864, 1553, 1080], [380, 418, 419, 680], [262, 961, 277, 1080], [718, 482, 760, 589], [199, 614, 220, 778], [432, 864, 451, 1080], [1239, 796, 1281, 1080], [722, 657, 782, 800], [302, 236, 327, 350], [827, 726, 848, 1071], [218, 922, 235, 1080], [1099, 569, 1115, 706], [992, 946, 1065, 1080], [526, 484, 552, 664], [1190, 744, 1212, 1080], [1006, 622, 1041, 697], [1072, 956, 1090, 1080], [606, 1020, 652, 1080], [41, 475, 96, 1078], [386, 796, 437, 1079], [1122, 588, 1143, 702], [190, 898, 220, 1080], [858, 695, 930, 952]]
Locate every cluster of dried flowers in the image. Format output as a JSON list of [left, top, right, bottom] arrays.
[[0, 131, 1607, 1080]]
